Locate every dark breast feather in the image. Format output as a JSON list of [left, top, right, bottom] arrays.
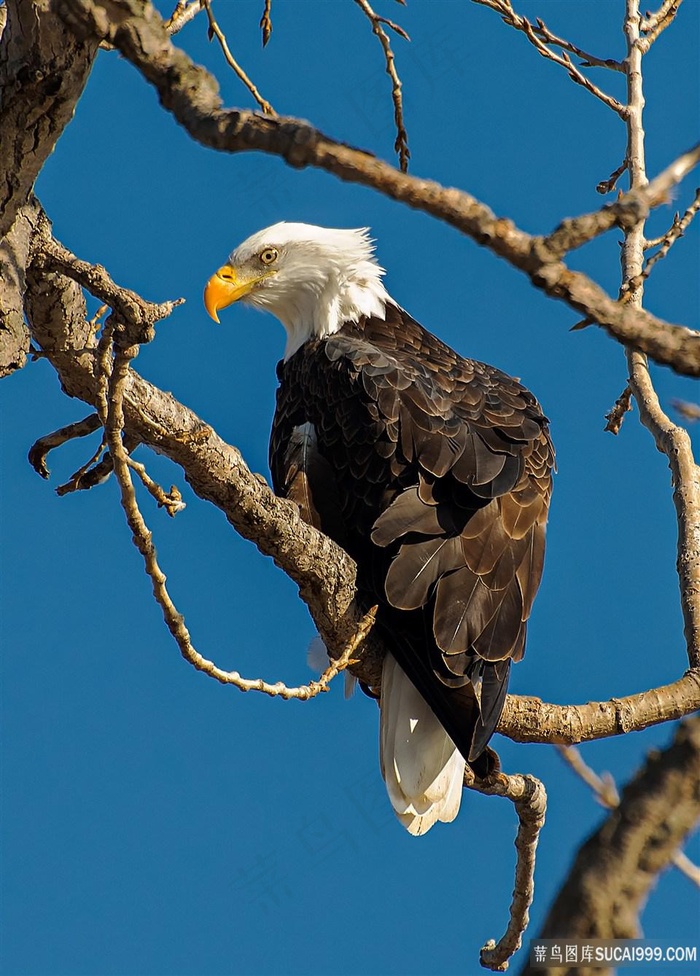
[[270, 303, 554, 769]]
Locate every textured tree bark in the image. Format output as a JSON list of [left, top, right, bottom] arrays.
[[0, 1, 98, 376], [0, 1, 98, 240], [0, 199, 33, 376], [519, 716, 700, 976]]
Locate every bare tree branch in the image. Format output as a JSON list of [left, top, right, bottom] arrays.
[[638, 0, 683, 53], [541, 143, 700, 259], [353, 0, 411, 171], [639, 187, 700, 279], [557, 744, 700, 887], [499, 670, 700, 743], [641, 0, 683, 32], [621, 0, 700, 677], [164, 0, 203, 35], [472, 0, 626, 114], [604, 384, 633, 435], [259, 0, 272, 47], [28, 412, 102, 479], [596, 157, 628, 194], [51, 0, 700, 377], [520, 717, 700, 976], [32, 220, 185, 342], [200, 0, 275, 115], [472, 773, 547, 971]]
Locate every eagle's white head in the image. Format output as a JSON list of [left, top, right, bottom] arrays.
[[204, 222, 391, 360]]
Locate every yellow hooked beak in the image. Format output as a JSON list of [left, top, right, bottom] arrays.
[[203, 265, 260, 323]]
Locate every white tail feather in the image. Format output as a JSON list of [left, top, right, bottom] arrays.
[[379, 653, 465, 836]]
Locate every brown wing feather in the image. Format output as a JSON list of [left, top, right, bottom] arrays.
[[270, 303, 554, 767]]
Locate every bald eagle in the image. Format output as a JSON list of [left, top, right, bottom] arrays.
[[205, 223, 554, 835]]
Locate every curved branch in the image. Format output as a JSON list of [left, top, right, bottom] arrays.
[[472, 773, 547, 972], [55, 0, 700, 376]]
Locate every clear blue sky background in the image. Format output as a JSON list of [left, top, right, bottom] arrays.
[[2, 2, 699, 974]]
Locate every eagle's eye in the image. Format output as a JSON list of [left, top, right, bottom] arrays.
[[259, 247, 279, 266]]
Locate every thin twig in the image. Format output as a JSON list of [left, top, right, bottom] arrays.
[[126, 456, 186, 517], [597, 158, 629, 194], [629, 356, 700, 670], [164, 0, 203, 35], [556, 745, 619, 807], [88, 303, 109, 331], [604, 384, 633, 434], [472, 0, 627, 116], [259, 0, 272, 47], [201, 0, 276, 115], [95, 321, 115, 426], [634, 187, 700, 285], [531, 16, 623, 70], [557, 744, 700, 887], [353, 0, 410, 172], [28, 413, 102, 479], [541, 142, 700, 261], [673, 850, 700, 886], [638, 0, 683, 52], [56, 435, 108, 496], [100, 0, 201, 48], [104, 338, 373, 699], [471, 772, 547, 971]]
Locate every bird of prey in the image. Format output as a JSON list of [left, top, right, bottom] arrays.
[[204, 223, 554, 834]]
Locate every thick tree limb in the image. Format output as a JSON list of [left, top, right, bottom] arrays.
[[0, 1, 98, 240], [0, 197, 33, 377], [556, 743, 700, 886], [499, 671, 700, 743], [54, 0, 700, 376], [519, 716, 700, 976]]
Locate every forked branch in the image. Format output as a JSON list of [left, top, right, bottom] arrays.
[[102, 334, 373, 700], [354, 0, 411, 171], [472, 0, 626, 114], [201, 0, 275, 115]]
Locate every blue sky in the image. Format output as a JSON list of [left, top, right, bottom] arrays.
[[2, 1, 699, 974]]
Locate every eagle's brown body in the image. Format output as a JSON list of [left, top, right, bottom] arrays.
[[270, 303, 554, 771]]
